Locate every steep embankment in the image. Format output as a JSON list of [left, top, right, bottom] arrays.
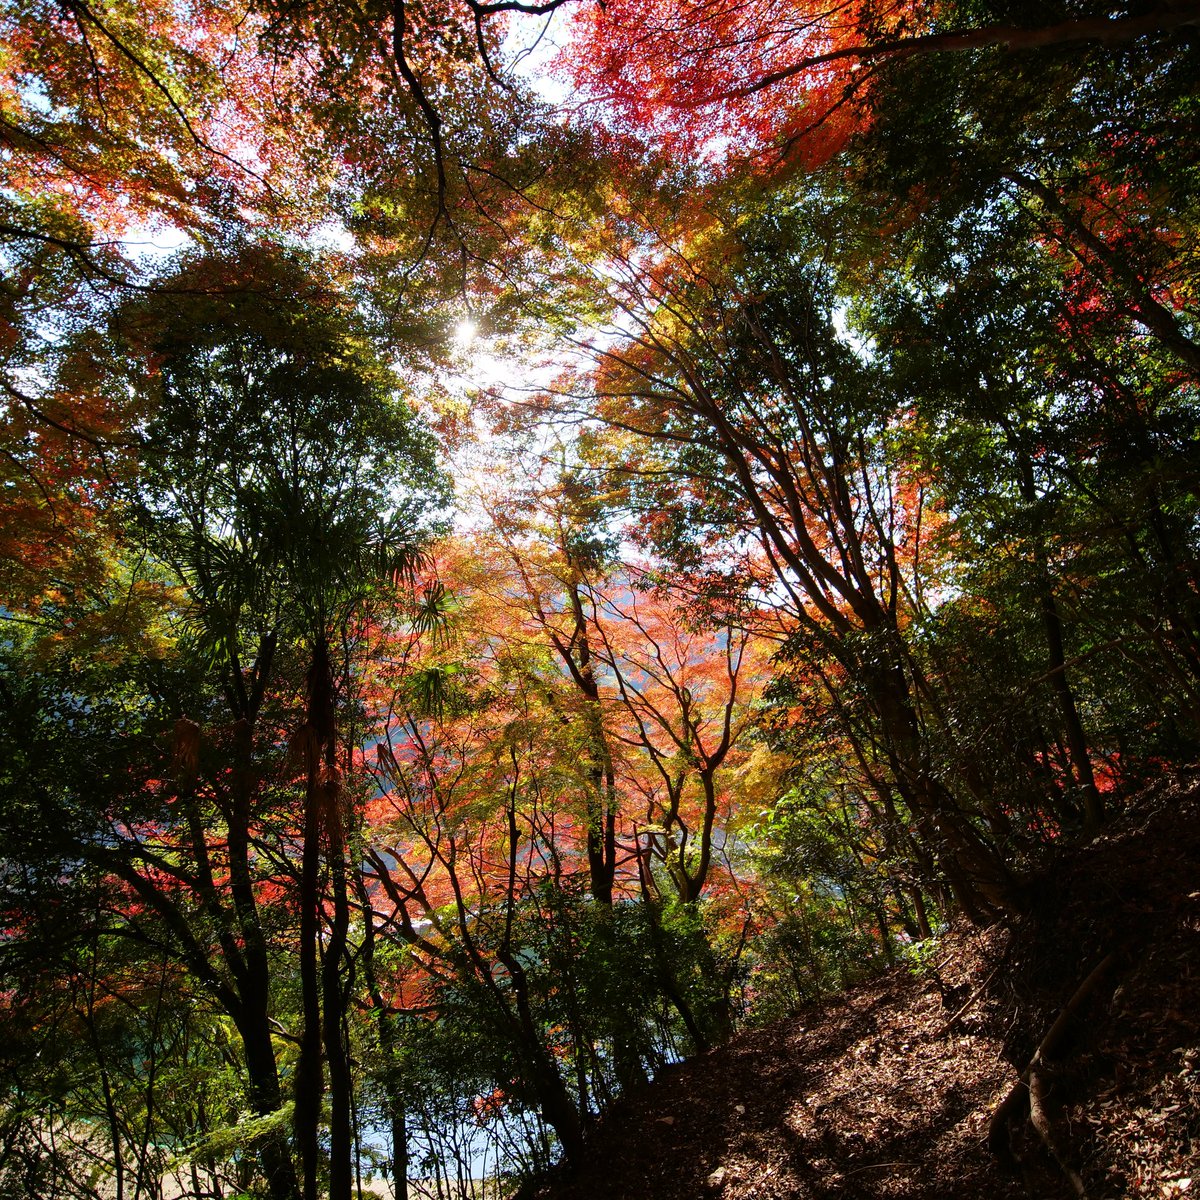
[[535, 776, 1200, 1199]]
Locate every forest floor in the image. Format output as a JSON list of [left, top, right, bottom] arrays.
[[533, 774, 1200, 1200]]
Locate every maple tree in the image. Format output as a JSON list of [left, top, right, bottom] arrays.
[[478, 475, 765, 1036], [293, 500, 772, 1177], [543, 193, 1020, 920], [564, 0, 1200, 171]]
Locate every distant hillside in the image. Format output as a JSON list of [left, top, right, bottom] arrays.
[[534, 777, 1200, 1200]]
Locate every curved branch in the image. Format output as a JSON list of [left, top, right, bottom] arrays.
[[722, 5, 1200, 104]]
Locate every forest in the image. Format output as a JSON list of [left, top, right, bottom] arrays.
[[1, 0, 1198, 1197]]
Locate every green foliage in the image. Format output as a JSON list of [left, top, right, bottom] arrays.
[[897, 937, 943, 980], [378, 887, 743, 1190], [741, 778, 914, 1021], [120, 248, 451, 651]]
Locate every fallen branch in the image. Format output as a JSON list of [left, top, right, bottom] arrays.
[[841, 1161, 917, 1178], [935, 956, 1006, 1038]]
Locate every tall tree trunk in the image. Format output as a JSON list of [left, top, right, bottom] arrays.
[[1007, 424, 1104, 834], [322, 758, 355, 1200], [1038, 584, 1104, 834], [355, 870, 409, 1200], [497, 951, 586, 1163], [239, 1015, 301, 1200], [225, 705, 302, 1200], [566, 581, 618, 906], [294, 640, 335, 1200], [867, 651, 1018, 921]]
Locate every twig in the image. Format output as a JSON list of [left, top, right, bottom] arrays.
[[935, 957, 1006, 1038], [842, 1161, 916, 1178]]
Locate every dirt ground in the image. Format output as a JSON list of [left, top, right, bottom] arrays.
[[533, 775, 1200, 1200]]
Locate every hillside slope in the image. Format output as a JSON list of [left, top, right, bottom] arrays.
[[535, 777, 1200, 1200]]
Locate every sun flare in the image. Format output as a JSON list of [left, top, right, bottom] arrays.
[[453, 317, 478, 349]]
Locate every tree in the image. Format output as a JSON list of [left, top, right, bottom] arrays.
[[842, 29, 1200, 791], [545, 192, 1022, 919], [364, 569, 599, 1164], [477, 470, 765, 1043], [0, 245, 447, 1200], [563, 0, 1200, 171], [131, 248, 445, 1200]]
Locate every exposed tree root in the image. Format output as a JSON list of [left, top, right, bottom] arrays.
[[1029, 1064, 1086, 1197], [988, 951, 1120, 1196]]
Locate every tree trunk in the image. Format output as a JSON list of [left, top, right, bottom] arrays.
[[322, 762, 355, 1200], [354, 871, 409, 1200], [295, 639, 336, 1200], [219, 709, 302, 1200], [1007, 425, 1104, 834], [239, 1015, 301, 1200], [867, 649, 1019, 921], [563, 580, 618, 905]]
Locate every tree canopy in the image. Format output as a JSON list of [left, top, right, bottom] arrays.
[[1, 0, 1197, 1195]]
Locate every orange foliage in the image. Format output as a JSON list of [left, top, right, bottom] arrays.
[[560, 0, 895, 171], [3, 0, 325, 238]]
